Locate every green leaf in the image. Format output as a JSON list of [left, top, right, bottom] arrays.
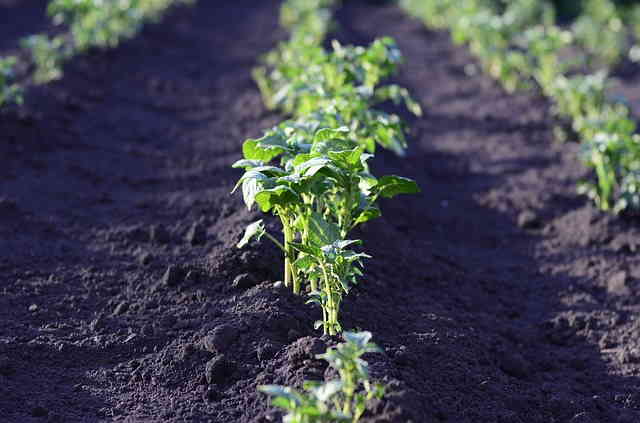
[[254, 185, 299, 212], [313, 127, 349, 142], [231, 159, 264, 169], [310, 380, 344, 402], [354, 206, 381, 225], [232, 170, 270, 210], [307, 211, 340, 246], [242, 133, 289, 162], [290, 241, 322, 258], [327, 146, 364, 168], [295, 157, 335, 177], [375, 175, 420, 198], [343, 331, 373, 348], [312, 138, 359, 155], [294, 254, 316, 271], [237, 219, 265, 248]]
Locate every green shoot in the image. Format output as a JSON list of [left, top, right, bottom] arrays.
[[259, 331, 385, 423]]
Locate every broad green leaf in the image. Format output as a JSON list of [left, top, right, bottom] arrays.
[[254, 185, 299, 212], [343, 331, 372, 348], [237, 219, 265, 248], [354, 206, 381, 225], [307, 211, 340, 246], [249, 166, 287, 177], [232, 159, 264, 169], [313, 126, 349, 143], [312, 138, 358, 155], [233, 171, 270, 210], [295, 157, 337, 177], [310, 380, 343, 402], [375, 175, 420, 198], [243, 133, 289, 162], [294, 254, 316, 271], [289, 241, 322, 257]]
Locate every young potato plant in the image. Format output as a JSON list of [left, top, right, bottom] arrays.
[[20, 0, 193, 84], [237, 0, 420, 336], [571, 0, 626, 69], [400, 0, 640, 214], [0, 56, 22, 106], [254, 33, 422, 156], [233, 125, 419, 332], [259, 331, 385, 422]]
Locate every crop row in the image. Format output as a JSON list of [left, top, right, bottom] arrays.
[[232, 0, 422, 421], [0, 0, 193, 106], [401, 0, 640, 214]]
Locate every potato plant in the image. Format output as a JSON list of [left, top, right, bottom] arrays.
[[233, 0, 421, 335], [259, 332, 385, 422], [233, 125, 418, 333], [0, 56, 22, 106], [254, 24, 421, 156], [21, 0, 193, 84], [401, 0, 640, 215]]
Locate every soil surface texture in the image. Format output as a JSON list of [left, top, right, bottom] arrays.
[[1, 0, 640, 422]]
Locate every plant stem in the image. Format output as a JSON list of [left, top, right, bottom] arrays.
[[320, 263, 337, 336], [281, 218, 300, 294]]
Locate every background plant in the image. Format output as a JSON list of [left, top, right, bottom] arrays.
[[259, 331, 385, 423], [0, 56, 22, 106]]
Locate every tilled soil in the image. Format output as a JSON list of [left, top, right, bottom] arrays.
[[1, 1, 640, 422]]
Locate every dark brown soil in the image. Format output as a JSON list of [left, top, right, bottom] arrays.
[[1, 1, 640, 422], [0, 0, 49, 51]]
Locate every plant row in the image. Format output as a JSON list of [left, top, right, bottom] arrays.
[[401, 0, 640, 214], [234, 0, 421, 336], [232, 0, 422, 421], [0, 0, 193, 107]]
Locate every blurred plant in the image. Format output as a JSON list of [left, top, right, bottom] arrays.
[[0, 56, 22, 106], [259, 331, 385, 422]]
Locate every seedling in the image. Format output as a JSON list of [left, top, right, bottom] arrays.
[[0, 56, 22, 106], [259, 331, 385, 422], [233, 125, 419, 298]]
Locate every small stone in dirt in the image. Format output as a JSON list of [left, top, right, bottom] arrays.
[[273, 281, 283, 289], [204, 385, 219, 402], [149, 224, 170, 244], [113, 302, 129, 316], [570, 412, 596, 423], [161, 265, 184, 287], [232, 273, 258, 290], [617, 346, 640, 364], [203, 324, 238, 353], [607, 271, 630, 296], [205, 355, 234, 385], [89, 317, 105, 332], [256, 343, 278, 362], [137, 251, 152, 266], [499, 352, 530, 379], [31, 406, 48, 418], [186, 222, 206, 245], [28, 304, 38, 312], [517, 210, 541, 229], [0, 355, 14, 376]]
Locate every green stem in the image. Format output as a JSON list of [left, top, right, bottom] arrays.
[[320, 263, 336, 336], [282, 220, 300, 294], [263, 232, 285, 252]]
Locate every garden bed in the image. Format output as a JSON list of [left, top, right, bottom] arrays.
[[1, 0, 640, 422]]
